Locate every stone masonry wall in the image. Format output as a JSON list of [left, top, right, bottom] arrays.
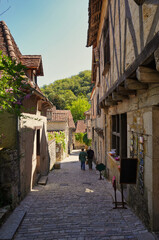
[[0, 149, 19, 209], [48, 139, 56, 170], [107, 96, 158, 229]]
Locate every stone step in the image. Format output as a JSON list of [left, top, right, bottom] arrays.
[[38, 176, 48, 185], [137, 232, 156, 240], [54, 162, 61, 169]]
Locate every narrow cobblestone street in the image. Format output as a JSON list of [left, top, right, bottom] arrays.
[[2, 150, 156, 240]]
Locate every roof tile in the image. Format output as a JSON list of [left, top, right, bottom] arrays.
[[47, 108, 75, 128], [75, 120, 86, 133], [0, 21, 43, 75]]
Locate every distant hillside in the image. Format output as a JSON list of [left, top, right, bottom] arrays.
[[41, 70, 93, 110]]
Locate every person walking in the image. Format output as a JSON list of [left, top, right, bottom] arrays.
[[87, 147, 94, 170], [79, 148, 87, 170]]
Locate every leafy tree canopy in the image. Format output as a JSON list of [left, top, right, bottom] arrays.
[[41, 70, 93, 122], [0, 52, 28, 115], [0, 52, 29, 146], [41, 70, 93, 110], [67, 96, 91, 123]]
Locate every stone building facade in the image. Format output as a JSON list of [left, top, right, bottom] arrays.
[[87, 0, 159, 231], [74, 120, 87, 149], [0, 21, 52, 208], [47, 107, 75, 159]]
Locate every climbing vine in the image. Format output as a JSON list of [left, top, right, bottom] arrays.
[[48, 131, 66, 151], [0, 52, 29, 115], [75, 133, 84, 143], [75, 132, 92, 146]]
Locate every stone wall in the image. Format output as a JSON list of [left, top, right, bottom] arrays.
[[48, 139, 56, 170], [89, 0, 159, 232], [105, 97, 159, 229], [0, 149, 19, 209], [68, 129, 74, 153], [56, 143, 63, 162], [0, 113, 16, 149]]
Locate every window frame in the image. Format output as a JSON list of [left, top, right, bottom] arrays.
[[111, 113, 127, 158]]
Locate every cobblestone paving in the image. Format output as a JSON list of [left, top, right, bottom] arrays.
[[13, 150, 153, 240]]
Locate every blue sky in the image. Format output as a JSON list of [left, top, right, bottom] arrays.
[[0, 0, 92, 87]]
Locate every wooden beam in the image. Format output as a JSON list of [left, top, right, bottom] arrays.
[[99, 32, 159, 103], [154, 47, 159, 72], [105, 99, 117, 106], [125, 78, 147, 90], [117, 86, 136, 95], [102, 63, 110, 76], [99, 101, 105, 109], [134, 0, 145, 5], [136, 66, 159, 83], [104, 100, 112, 107], [112, 92, 127, 101], [100, 100, 108, 109]]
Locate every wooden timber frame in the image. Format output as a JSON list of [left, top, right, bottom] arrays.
[[99, 31, 159, 108], [134, 0, 146, 5]]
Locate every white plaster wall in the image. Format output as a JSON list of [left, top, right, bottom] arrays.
[[20, 113, 48, 192]]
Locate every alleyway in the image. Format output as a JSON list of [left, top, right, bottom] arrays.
[[0, 150, 157, 240]]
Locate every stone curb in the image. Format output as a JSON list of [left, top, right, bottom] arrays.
[[137, 232, 157, 240], [0, 210, 26, 240]]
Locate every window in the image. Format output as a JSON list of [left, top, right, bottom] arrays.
[[103, 17, 110, 75], [97, 93, 101, 116], [32, 71, 37, 85], [112, 113, 127, 158]]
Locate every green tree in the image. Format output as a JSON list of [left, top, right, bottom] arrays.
[[0, 52, 28, 115], [83, 133, 92, 146], [0, 52, 29, 145], [75, 133, 84, 143], [68, 96, 91, 123], [48, 92, 65, 110], [48, 131, 66, 151], [40, 70, 93, 110]]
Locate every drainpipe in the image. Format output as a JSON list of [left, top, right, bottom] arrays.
[[16, 115, 21, 201]]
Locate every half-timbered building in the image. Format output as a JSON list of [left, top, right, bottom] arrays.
[[87, 0, 159, 231]]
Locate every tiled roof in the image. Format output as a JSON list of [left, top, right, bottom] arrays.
[[50, 112, 68, 122], [57, 110, 75, 129], [87, 0, 103, 47], [75, 120, 86, 133], [21, 55, 43, 76], [0, 21, 52, 108], [0, 21, 21, 61], [0, 21, 43, 76], [47, 108, 75, 129]]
